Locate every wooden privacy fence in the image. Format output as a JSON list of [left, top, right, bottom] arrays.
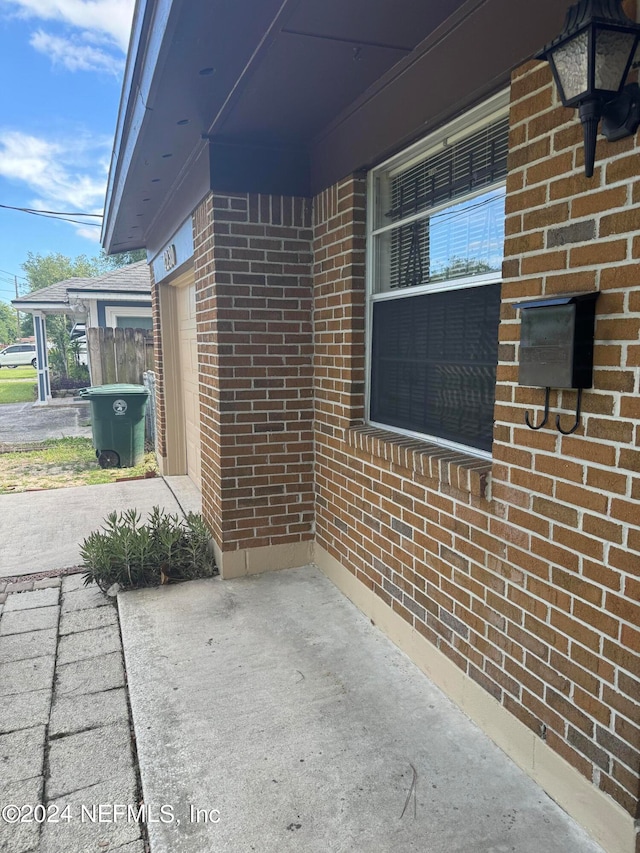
[[87, 327, 154, 387]]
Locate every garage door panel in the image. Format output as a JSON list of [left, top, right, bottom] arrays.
[[175, 279, 201, 488]]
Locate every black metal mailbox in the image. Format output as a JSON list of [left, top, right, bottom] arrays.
[[517, 292, 598, 389]]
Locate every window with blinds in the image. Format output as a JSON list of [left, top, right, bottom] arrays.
[[370, 284, 501, 453], [368, 96, 508, 455]]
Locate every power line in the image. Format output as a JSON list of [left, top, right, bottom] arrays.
[[0, 204, 103, 228], [0, 204, 103, 218], [0, 269, 28, 282]]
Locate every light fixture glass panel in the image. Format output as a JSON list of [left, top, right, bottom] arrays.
[[594, 28, 637, 91], [551, 30, 589, 102]]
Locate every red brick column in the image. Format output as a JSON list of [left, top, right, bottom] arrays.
[[193, 192, 315, 576], [312, 175, 368, 562]]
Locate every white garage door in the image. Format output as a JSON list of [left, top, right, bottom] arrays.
[[175, 278, 201, 488]]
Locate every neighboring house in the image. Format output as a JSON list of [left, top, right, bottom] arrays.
[[102, 3, 640, 852], [12, 262, 152, 403]]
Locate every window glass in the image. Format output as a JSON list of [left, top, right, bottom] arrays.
[[115, 316, 153, 330], [370, 284, 501, 453], [368, 104, 508, 455]]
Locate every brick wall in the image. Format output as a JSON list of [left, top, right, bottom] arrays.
[[497, 59, 640, 818], [312, 72, 640, 827], [193, 191, 315, 555]]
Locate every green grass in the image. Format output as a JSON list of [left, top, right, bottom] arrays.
[[0, 366, 37, 380], [0, 437, 158, 494], [0, 365, 37, 404]]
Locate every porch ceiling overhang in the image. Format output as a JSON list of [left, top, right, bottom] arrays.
[[103, 0, 570, 256], [12, 301, 74, 316]]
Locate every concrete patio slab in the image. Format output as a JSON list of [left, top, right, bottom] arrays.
[[164, 475, 202, 514], [119, 566, 606, 853], [0, 478, 188, 578]]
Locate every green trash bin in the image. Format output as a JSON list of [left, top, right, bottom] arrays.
[[79, 384, 150, 469]]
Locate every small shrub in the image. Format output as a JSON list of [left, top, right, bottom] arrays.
[[50, 370, 90, 392], [81, 506, 218, 592], [68, 363, 90, 383]]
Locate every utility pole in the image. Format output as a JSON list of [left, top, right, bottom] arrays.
[[14, 276, 20, 340]]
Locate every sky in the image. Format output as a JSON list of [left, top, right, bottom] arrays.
[[0, 0, 135, 304]]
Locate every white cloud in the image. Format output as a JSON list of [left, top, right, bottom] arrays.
[[0, 0, 134, 51], [30, 28, 124, 74], [73, 224, 102, 241], [0, 129, 109, 239]]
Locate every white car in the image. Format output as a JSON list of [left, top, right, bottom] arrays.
[[0, 344, 37, 368]]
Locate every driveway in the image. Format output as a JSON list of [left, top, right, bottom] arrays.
[[0, 476, 202, 579], [0, 400, 92, 447]]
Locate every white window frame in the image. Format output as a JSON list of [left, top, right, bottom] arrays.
[[365, 89, 510, 461], [104, 305, 153, 328]]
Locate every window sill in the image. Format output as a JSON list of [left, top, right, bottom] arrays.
[[345, 425, 491, 500]]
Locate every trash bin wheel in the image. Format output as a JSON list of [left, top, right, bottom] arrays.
[[98, 450, 120, 469]]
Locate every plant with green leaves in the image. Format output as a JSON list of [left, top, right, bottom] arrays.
[[81, 506, 217, 592]]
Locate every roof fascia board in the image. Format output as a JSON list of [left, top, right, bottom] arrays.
[[66, 291, 151, 302], [12, 302, 70, 312], [102, 0, 177, 251]]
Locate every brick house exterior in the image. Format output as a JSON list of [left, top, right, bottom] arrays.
[[105, 3, 640, 851]]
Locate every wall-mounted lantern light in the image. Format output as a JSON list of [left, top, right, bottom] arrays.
[[537, 0, 640, 178]]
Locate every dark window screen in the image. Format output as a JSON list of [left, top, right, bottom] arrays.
[[370, 284, 501, 453]]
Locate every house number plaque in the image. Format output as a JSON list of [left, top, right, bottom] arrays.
[[163, 244, 177, 272]]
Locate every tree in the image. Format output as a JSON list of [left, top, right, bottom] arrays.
[[21, 252, 103, 293], [19, 250, 148, 354], [20, 252, 105, 377], [20, 250, 146, 296], [0, 301, 18, 346], [100, 248, 146, 268]]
